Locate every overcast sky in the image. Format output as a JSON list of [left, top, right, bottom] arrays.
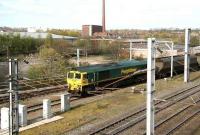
[[0, 0, 200, 30]]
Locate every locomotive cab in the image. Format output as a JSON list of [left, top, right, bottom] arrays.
[[67, 71, 88, 93]]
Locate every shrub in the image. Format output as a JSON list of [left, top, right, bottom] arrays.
[[28, 65, 47, 79]]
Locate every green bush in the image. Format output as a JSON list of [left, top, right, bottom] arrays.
[[0, 34, 44, 56], [47, 29, 80, 37], [39, 47, 57, 60], [28, 65, 47, 79]]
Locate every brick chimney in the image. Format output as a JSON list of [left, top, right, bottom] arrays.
[[102, 0, 106, 33]]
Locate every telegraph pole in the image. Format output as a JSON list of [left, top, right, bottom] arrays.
[[146, 38, 156, 135], [184, 28, 191, 83]]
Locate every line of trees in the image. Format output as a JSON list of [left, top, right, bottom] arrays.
[[0, 34, 44, 57], [109, 29, 200, 46], [1, 30, 199, 59], [47, 29, 81, 37]]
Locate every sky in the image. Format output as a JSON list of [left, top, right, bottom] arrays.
[[0, 0, 200, 30]]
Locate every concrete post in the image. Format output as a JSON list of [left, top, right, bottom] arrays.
[[1, 107, 9, 129], [77, 49, 80, 67], [146, 38, 156, 135], [184, 28, 191, 83], [89, 25, 92, 36], [61, 93, 70, 112], [18, 105, 27, 127], [43, 99, 52, 119]]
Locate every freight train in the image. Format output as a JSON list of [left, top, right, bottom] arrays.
[[66, 55, 199, 96]]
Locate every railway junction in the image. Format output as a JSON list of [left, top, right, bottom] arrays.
[[1, 71, 199, 135], [0, 30, 200, 135]]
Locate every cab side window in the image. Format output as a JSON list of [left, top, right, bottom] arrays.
[[82, 74, 87, 80], [87, 73, 94, 83], [75, 73, 81, 79], [68, 73, 74, 79]]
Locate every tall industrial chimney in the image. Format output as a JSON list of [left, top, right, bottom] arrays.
[[102, 0, 106, 33]]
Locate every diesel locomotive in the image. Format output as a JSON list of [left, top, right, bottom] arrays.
[[66, 55, 199, 95]]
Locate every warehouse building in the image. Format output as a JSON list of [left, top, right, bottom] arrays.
[[122, 39, 187, 58], [0, 32, 77, 43], [82, 25, 103, 37]]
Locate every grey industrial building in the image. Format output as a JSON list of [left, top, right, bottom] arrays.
[[0, 32, 77, 43]]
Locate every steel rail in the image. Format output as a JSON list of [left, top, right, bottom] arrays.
[[164, 109, 200, 135], [88, 84, 200, 135], [0, 77, 66, 91], [106, 87, 200, 135], [0, 85, 67, 104], [142, 99, 200, 135]]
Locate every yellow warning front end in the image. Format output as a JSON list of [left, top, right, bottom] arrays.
[[67, 71, 88, 93]]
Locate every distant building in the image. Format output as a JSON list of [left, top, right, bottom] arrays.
[[81, 0, 108, 37], [0, 32, 77, 43], [27, 27, 37, 32], [121, 40, 185, 58], [82, 25, 103, 37]]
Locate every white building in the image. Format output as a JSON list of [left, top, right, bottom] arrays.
[[0, 32, 77, 43], [27, 27, 37, 32]]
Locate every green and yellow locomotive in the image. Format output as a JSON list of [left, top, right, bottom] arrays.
[[67, 60, 147, 95], [66, 56, 199, 96]]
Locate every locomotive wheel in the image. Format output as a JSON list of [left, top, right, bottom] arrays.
[[81, 89, 88, 97]]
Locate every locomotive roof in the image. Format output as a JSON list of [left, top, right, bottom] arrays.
[[74, 60, 147, 73]]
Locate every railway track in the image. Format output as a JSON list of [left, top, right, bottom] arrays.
[[87, 83, 200, 135], [0, 87, 106, 118], [0, 76, 66, 93], [0, 85, 67, 104], [164, 109, 200, 135], [0, 76, 67, 104], [1, 79, 200, 135], [141, 99, 200, 135]]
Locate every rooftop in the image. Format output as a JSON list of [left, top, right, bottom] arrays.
[[0, 32, 78, 40], [74, 60, 147, 73]]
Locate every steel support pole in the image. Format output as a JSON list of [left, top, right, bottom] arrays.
[[130, 42, 132, 60], [146, 38, 155, 135], [9, 59, 13, 135], [14, 59, 19, 134], [77, 49, 80, 67], [171, 43, 174, 78], [8, 59, 19, 135], [184, 28, 191, 83]]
